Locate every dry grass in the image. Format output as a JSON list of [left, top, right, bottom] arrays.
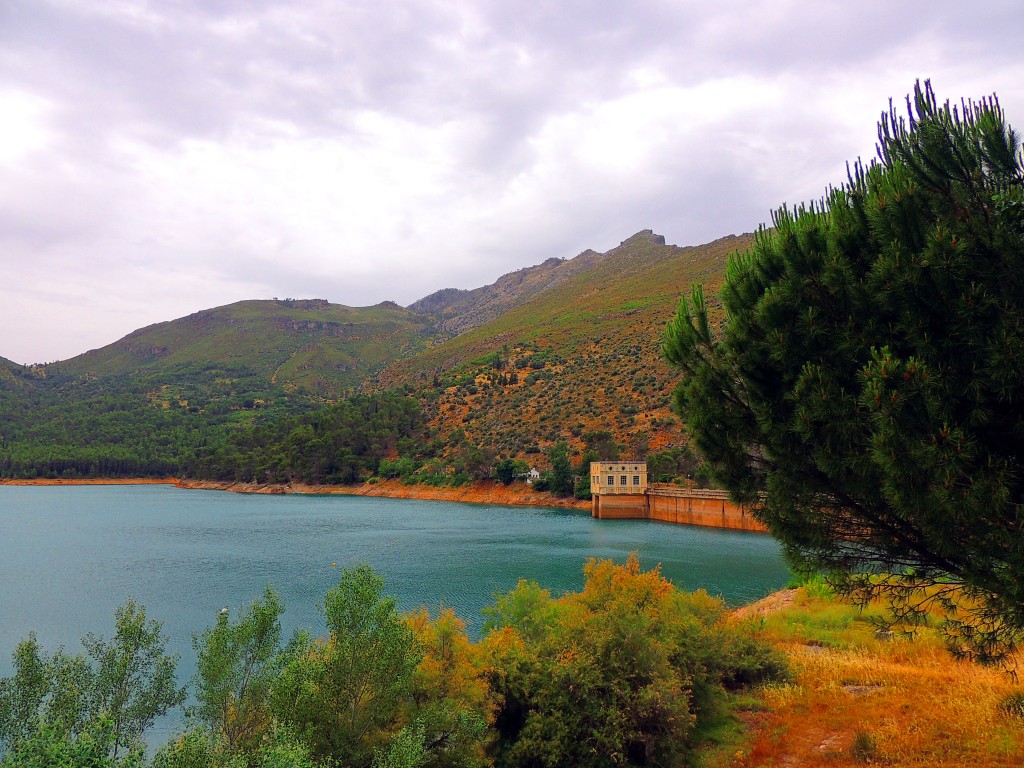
[[711, 589, 1024, 768]]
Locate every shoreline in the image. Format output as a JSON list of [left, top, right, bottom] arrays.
[[175, 477, 591, 510], [1, 476, 590, 510], [0, 477, 179, 486]]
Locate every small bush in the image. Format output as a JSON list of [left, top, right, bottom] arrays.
[[786, 572, 836, 599], [850, 730, 877, 762], [719, 632, 790, 690], [999, 690, 1024, 718]]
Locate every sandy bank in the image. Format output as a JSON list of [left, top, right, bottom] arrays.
[[0, 477, 178, 486], [174, 477, 591, 510], [0, 476, 584, 509]]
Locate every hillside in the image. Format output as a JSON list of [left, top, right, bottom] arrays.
[[50, 298, 436, 400], [1, 230, 753, 480], [378, 229, 754, 463], [0, 300, 436, 479], [0, 356, 31, 389]]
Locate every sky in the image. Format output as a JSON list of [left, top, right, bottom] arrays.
[[2, 1, 1023, 365]]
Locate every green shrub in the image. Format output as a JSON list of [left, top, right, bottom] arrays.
[[850, 730, 877, 762], [999, 691, 1024, 718], [482, 555, 788, 768]]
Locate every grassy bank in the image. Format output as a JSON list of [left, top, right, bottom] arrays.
[[709, 586, 1024, 767]]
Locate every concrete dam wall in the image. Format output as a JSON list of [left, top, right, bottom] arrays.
[[591, 485, 767, 533]]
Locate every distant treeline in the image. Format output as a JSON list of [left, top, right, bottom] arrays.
[[0, 391, 218, 479], [190, 392, 431, 485], [1, 376, 712, 492], [0, 362, 286, 480]]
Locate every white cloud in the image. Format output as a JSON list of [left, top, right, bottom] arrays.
[[1, 0, 1023, 363], [0, 90, 57, 164]]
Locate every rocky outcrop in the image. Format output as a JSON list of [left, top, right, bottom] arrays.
[[406, 235, 671, 338]]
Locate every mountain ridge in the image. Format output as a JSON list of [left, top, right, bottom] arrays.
[[47, 298, 437, 399], [406, 239, 619, 337], [0, 228, 754, 479]]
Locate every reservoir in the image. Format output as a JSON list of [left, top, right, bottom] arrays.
[[0, 484, 789, 742]]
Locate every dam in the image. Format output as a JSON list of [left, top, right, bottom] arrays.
[[590, 461, 767, 533]]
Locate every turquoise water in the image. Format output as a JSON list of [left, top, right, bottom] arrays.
[[0, 484, 789, 743]]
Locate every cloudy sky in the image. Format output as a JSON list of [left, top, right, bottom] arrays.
[[3, 1, 1023, 364]]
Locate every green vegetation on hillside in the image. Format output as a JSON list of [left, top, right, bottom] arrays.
[[378, 231, 751, 465], [192, 392, 432, 485], [51, 299, 435, 398], [1, 232, 739, 486], [665, 81, 1024, 661], [0, 300, 436, 480], [0, 375, 221, 479]]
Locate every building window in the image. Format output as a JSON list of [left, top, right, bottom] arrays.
[[620, 476, 627, 485], [633, 475, 640, 485], [607, 476, 614, 486]]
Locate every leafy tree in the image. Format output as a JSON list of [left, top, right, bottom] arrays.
[[0, 719, 128, 768], [493, 459, 517, 486], [645, 445, 707, 486], [83, 600, 185, 762], [0, 601, 184, 765], [455, 445, 495, 482], [192, 586, 284, 751], [664, 81, 1024, 662], [572, 475, 592, 500], [545, 441, 574, 497], [151, 724, 318, 768], [405, 608, 491, 768], [0, 636, 93, 759], [149, 730, 220, 768], [272, 565, 421, 766], [481, 581, 557, 643], [378, 457, 420, 481], [372, 722, 428, 768], [493, 459, 528, 486], [581, 431, 620, 461], [624, 430, 650, 463]]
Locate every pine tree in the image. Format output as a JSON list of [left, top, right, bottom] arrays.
[[664, 81, 1024, 662]]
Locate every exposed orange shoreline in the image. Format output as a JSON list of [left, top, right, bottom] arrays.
[[176, 477, 591, 510], [0, 476, 590, 510], [0, 477, 178, 486]]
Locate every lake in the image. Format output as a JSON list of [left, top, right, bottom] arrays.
[[0, 484, 789, 743]]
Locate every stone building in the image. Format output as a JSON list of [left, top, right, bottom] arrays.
[[590, 461, 648, 494]]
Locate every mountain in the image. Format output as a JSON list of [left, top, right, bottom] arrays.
[[1, 229, 753, 479], [377, 229, 754, 460], [408, 245, 610, 337], [49, 298, 437, 400]]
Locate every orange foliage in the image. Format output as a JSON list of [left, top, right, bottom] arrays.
[[406, 606, 493, 723]]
